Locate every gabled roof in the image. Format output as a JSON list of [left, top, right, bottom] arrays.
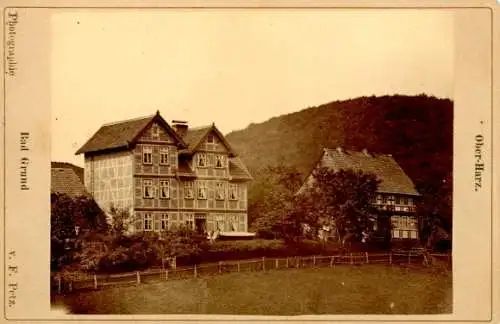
[[181, 124, 237, 157], [51, 167, 88, 197], [51, 161, 84, 183], [321, 148, 419, 196], [229, 157, 253, 181], [75, 111, 187, 155]]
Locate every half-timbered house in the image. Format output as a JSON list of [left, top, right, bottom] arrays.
[[300, 147, 420, 241], [75, 111, 252, 235]]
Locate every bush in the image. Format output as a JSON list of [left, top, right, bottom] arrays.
[[192, 239, 342, 265]]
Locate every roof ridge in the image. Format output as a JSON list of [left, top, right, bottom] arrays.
[[188, 124, 212, 131], [101, 113, 156, 127], [324, 147, 392, 157]]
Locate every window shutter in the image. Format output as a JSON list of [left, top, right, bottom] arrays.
[[154, 213, 161, 232]]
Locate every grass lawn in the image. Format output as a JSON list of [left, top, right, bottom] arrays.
[[53, 265, 452, 315]]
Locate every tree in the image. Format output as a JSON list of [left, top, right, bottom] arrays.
[[417, 171, 452, 251], [150, 226, 207, 267], [293, 168, 380, 247], [51, 193, 108, 270], [108, 204, 136, 236], [249, 163, 302, 239]]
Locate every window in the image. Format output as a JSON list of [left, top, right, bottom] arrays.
[[144, 213, 153, 231], [143, 179, 155, 198], [402, 197, 409, 205], [216, 182, 225, 200], [184, 213, 194, 229], [161, 213, 169, 231], [387, 195, 395, 205], [215, 215, 224, 231], [197, 181, 207, 199], [229, 184, 238, 200], [376, 194, 382, 205], [160, 148, 169, 165], [207, 134, 215, 144], [159, 180, 170, 199], [197, 154, 207, 167], [229, 215, 238, 232], [408, 198, 413, 206], [184, 181, 194, 199], [152, 124, 160, 138], [395, 196, 401, 205], [143, 146, 153, 164], [215, 155, 225, 168], [391, 215, 418, 239]]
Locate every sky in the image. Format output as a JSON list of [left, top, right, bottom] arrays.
[[50, 9, 454, 167]]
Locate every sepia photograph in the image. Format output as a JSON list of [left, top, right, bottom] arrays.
[[47, 8, 454, 315], [1, 2, 496, 322]]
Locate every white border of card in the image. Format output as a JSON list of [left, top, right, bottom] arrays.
[[1, 0, 498, 323]]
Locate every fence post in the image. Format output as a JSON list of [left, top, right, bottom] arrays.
[[296, 257, 299, 268], [408, 251, 411, 264], [275, 258, 278, 269], [313, 255, 316, 267], [194, 264, 197, 278], [218, 261, 222, 274], [136, 271, 141, 284], [365, 252, 369, 264], [165, 269, 168, 280], [389, 252, 392, 264], [93, 274, 97, 290], [237, 261, 240, 272], [330, 256, 334, 267], [57, 276, 62, 294], [262, 257, 266, 271], [350, 253, 353, 265], [286, 257, 289, 268]]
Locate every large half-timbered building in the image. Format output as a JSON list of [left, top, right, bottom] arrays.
[[76, 111, 252, 234], [300, 147, 420, 241]]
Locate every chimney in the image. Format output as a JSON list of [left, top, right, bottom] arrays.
[[172, 120, 188, 137]]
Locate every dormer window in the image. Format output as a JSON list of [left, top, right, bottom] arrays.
[[143, 146, 153, 164], [160, 147, 169, 165], [207, 134, 215, 144], [215, 155, 225, 168], [197, 153, 207, 167]]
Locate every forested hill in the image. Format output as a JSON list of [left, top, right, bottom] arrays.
[[226, 94, 453, 193]]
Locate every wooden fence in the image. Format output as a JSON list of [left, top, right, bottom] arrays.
[[51, 251, 451, 294]]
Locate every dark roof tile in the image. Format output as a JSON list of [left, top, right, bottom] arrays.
[[229, 157, 253, 180], [51, 168, 88, 197], [76, 115, 155, 154], [323, 148, 419, 196]]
